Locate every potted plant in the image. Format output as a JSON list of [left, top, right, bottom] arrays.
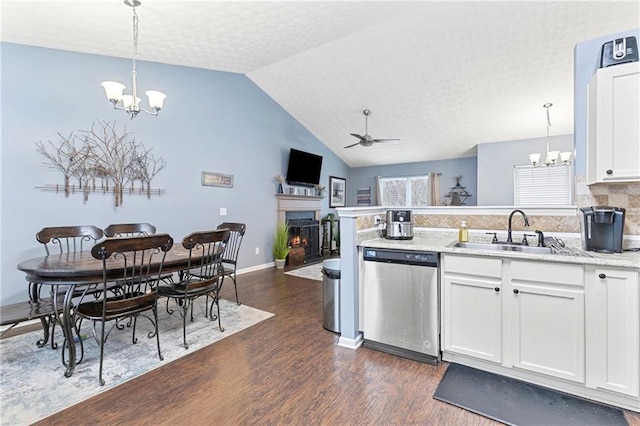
[[272, 222, 290, 269]]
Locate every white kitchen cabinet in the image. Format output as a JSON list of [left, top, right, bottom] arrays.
[[510, 260, 585, 383], [442, 255, 503, 363], [587, 62, 640, 185], [588, 266, 639, 398]]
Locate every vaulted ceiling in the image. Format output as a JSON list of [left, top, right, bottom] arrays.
[[2, 1, 638, 167]]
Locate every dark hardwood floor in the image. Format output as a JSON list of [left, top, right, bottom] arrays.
[[14, 265, 640, 425]]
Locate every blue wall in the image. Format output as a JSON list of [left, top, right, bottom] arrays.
[[574, 28, 640, 175], [348, 157, 477, 206], [0, 42, 350, 304]]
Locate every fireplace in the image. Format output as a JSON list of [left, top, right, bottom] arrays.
[[287, 219, 321, 263], [276, 194, 323, 265]]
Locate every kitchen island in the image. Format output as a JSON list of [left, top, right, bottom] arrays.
[[359, 230, 640, 413], [334, 205, 640, 412]]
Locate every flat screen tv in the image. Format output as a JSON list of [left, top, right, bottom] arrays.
[[285, 148, 323, 187]]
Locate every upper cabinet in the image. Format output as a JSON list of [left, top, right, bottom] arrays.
[[586, 62, 640, 185]]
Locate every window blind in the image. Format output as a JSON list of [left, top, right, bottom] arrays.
[[513, 164, 572, 206]]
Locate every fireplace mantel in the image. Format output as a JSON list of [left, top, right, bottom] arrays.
[[276, 194, 322, 224]]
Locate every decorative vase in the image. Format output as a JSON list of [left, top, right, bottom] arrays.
[[275, 259, 286, 269], [277, 183, 284, 194]]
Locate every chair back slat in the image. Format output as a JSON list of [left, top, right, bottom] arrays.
[[103, 223, 157, 238], [36, 225, 104, 255]]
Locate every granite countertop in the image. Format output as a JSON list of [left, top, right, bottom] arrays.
[[360, 231, 640, 270]]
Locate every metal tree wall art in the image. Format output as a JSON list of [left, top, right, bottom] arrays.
[[36, 120, 166, 207]]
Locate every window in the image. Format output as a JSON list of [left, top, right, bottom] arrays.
[[513, 164, 572, 206], [377, 175, 430, 207]]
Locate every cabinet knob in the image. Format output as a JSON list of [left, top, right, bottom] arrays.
[[494, 287, 500, 292], [513, 289, 519, 294], [598, 273, 607, 279], [606, 169, 613, 175]]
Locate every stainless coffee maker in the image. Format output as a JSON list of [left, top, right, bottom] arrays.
[[579, 206, 625, 253]]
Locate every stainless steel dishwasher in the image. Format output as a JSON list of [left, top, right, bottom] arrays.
[[362, 247, 440, 364]]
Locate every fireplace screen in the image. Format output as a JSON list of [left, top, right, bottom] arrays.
[[287, 219, 321, 263]]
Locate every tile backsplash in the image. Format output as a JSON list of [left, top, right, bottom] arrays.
[[574, 176, 639, 235]]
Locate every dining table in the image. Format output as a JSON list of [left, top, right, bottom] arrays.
[[17, 243, 203, 378]]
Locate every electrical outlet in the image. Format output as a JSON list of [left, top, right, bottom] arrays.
[[220, 207, 227, 216], [374, 215, 381, 223], [255, 247, 260, 255]]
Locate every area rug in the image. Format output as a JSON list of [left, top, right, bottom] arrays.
[[284, 262, 324, 281], [0, 298, 273, 425], [433, 363, 627, 425]]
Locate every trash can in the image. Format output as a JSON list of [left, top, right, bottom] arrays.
[[321, 258, 341, 333]]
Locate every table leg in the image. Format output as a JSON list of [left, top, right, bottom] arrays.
[[60, 285, 77, 377]]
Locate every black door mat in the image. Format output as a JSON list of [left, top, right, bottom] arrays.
[[433, 363, 628, 426]]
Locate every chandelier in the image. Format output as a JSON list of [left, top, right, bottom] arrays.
[[100, 0, 166, 119], [528, 103, 571, 166]]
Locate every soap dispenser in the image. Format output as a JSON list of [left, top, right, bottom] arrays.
[[458, 220, 468, 242]]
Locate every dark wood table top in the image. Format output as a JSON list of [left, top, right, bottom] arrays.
[[17, 246, 195, 284]]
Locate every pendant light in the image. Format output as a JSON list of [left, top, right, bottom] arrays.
[[100, 0, 166, 119], [528, 103, 571, 166]]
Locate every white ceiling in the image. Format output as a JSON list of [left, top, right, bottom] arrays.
[[2, 1, 639, 167]]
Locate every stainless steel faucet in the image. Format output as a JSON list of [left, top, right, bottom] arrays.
[[507, 209, 530, 243]]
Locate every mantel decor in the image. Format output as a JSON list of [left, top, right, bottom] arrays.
[[329, 176, 346, 208], [36, 120, 166, 207]]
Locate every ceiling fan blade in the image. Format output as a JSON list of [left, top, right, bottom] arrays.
[[344, 142, 362, 149], [373, 138, 401, 143], [350, 133, 365, 140]]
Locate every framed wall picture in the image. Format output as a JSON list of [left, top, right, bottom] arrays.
[[329, 176, 346, 208], [201, 171, 234, 188]]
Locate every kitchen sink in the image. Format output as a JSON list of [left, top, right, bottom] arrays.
[[447, 241, 553, 254]]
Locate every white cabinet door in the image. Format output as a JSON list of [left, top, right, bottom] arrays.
[[592, 267, 639, 397], [511, 283, 585, 382], [510, 260, 585, 383], [587, 62, 640, 185], [442, 255, 502, 363]]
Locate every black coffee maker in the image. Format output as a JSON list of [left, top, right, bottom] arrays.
[[579, 206, 625, 253]]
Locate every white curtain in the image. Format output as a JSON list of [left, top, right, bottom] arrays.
[[429, 172, 441, 206]]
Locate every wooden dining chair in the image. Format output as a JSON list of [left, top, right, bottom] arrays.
[[36, 225, 104, 255], [103, 222, 174, 284], [22, 225, 106, 349], [158, 229, 230, 349], [103, 223, 157, 238], [74, 233, 174, 386], [216, 222, 246, 305]]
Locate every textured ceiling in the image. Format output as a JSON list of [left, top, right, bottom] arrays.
[[2, 1, 639, 167]]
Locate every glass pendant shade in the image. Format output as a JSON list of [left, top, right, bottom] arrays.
[[529, 153, 541, 165], [121, 95, 141, 109], [145, 90, 167, 110], [559, 151, 572, 163], [546, 150, 560, 165], [101, 81, 125, 102]]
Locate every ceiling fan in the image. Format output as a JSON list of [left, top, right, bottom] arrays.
[[344, 109, 400, 149]]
